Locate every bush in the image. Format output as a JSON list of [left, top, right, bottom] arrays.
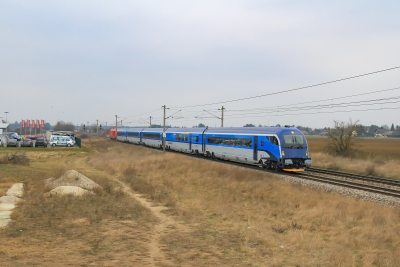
[[365, 165, 375, 176], [324, 119, 360, 157]]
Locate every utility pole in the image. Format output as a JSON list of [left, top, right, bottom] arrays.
[[115, 115, 118, 140], [96, 120, 99, 137], [150, 116, 152, 128], [162, 105, 166, 152], [220, 106, 225, 127], [87, 121, 89, 133]]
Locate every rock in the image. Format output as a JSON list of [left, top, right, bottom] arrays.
[[0, 218, 11, 227], [48, 170, 101, 190], [44, 186, 95, 197], [45, 178, 56, 184], [6, 183, 24, 197], [0, 196, 22, 204], [0, 204, 15, 211], [0, 211, 12, 219]]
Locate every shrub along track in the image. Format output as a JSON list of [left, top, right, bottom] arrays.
[[123, 142, 400, 199]]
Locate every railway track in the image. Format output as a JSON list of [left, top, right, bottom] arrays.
[[307, 167, 400, 187], [294, 172, 400, 198], [120, 141, 400, 199]]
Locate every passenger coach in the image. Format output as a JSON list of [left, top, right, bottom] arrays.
[[165, 128, 206, 155], [204, 127, 311, 171], [112, 126, 311, 172], [140, 128, 163, 148]]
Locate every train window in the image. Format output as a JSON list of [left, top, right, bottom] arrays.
[[127, 132, 139, 137], [182, 135, 188, 141], [270, 136, 279, 145], [261, 141, 264, 146], [195, 136, 199, 142], [143, 133, 160, 139], [283, 135, 304, 148], [175, 134, 181, 141], [117, 132, 125, 136], [266, 136, 270, 141], [208, 136, 252, 147]]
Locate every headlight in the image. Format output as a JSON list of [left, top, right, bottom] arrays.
[[306, 150, 308, 157], [281, 150, 285, 156]]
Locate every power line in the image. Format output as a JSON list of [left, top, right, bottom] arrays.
[[171, 66, 400, 108], [122, 108, 162, 118], [167, 98, 400, 123], [226, 86, 400, 112], [220, 106, 400, 120], [223, 96, 400, 116]]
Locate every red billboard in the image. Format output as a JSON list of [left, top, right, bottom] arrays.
[[36, 120, 40, 129], [22, 120, 25, 128], [41, 120, 44, 128], [32, 120, 35, 128], [27, 120, 30, 128]]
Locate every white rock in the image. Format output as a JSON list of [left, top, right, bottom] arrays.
[[6, 183, 24, 197], [0, 196, 22, 204], [45, 186, 95, 197]]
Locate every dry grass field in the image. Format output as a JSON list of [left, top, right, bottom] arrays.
[[307, 137, 400, 178], [1, 137, 400, 266]]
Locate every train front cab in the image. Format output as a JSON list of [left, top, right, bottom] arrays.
[[278, 129, 311, 172]]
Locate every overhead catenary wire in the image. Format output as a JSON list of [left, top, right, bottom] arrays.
[[122, 108, 162, 118], [170, 66, 400, 108], [222, 96, 400, 116], [167, 106, 400, 124], [226, 86, 400, 112], [170, 96, 400, 120]]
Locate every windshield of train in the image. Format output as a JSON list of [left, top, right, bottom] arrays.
[[283, 135, 305, 148]]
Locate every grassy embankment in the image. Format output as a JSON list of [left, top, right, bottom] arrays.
[[0, 144, 155, 266], [1, 137, 400, 266], [89, 138, 400, 266], [307, 136, 400, 179]]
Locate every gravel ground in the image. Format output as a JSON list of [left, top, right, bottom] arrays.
[[277, 173, 400, 208]]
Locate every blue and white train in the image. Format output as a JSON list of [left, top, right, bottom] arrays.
[[114, 126, 312, 171]]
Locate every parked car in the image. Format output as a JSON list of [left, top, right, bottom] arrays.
[[50, 137, 75, 147], [6, 136, 18, 147], [5, 132, 22, 141], [21, 139, 34, 147], [35, 138, 48, 147]]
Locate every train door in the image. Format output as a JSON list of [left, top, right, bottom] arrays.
[[189, 134, 192, 151], [202, 134, 206, 153], [253, 136, 258, 161]]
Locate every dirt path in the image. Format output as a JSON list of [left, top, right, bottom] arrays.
[[68, 156, 187, 266], [104, 173, 189, 266], [112, 177, 186, 266]]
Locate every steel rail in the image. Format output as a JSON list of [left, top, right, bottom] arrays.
[[307, 167, 400, 187], [293, 173, 400, 198]]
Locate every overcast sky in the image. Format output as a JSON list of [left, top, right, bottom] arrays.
[[1, 1, 400, 129]]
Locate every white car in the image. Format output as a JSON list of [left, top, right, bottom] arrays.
[[50, 137, 75, 147]]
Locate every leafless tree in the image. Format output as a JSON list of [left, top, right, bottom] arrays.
[[324, 119, 360, 157], [53, 121, 75, 131]]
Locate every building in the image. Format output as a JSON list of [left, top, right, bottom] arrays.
[[0, 123, 10, 134], [374, 129, 389, 137]]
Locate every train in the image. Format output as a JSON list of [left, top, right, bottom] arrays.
[[109, 126, 312, 171]]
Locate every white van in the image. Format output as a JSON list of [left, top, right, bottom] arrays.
[[50, 136, 75, 147]]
